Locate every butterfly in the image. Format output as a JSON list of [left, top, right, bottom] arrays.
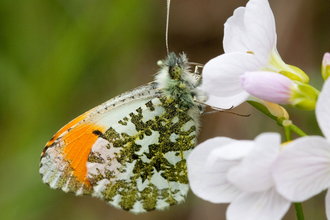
[[39, 52, 206, 213]]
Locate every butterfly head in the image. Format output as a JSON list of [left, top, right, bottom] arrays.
[[155, 52, 206, 111], [166, 52, 184, 80], [156, 52, 192, 85]]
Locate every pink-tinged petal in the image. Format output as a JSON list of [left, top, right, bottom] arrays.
[[323, 53, 330, 67], [223, 7, 251, 53], [227, 133, 280, 192], [325, 190, 330, 220], [240, 71, 294, 104], [244, 0, 277, 65], [187, 137, 242, 203], [227, 188, 290, 220], [316, 78, 330, 140], [200, 52, 261, 97], [273, 136, 330, 201], [322, 52, 330, 81], [205, 93, 250, 109]]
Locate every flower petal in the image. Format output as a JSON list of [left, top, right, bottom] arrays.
[[208, 140, 255, 162], [273, 136, 330, 201], [240, 71, 293, 104], [200, 52, 260, 97], [187, 137, 242, 203], [227, 187, 290, 220], [223, 7, 251, 53], [316, 78, 330, 140], [205, 93, 250, 109], [244, 0, 277, 65], [227, 133, 280, 192]]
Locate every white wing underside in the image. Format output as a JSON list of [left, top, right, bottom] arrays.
[[40, 81, 199, 213]]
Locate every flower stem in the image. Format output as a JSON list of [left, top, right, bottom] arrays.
[[290, 124, 307, 137], [283, 123, 291, 141], [247, 101, 308, 137], [294, 203, 305, 220]]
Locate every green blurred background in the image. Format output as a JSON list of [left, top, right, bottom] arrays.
[[0, 0, 329, 219]]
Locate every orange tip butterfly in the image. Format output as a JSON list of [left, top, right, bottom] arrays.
[[39, 52, 207, 213]]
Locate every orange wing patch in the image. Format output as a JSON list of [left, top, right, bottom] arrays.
[[45, 110, 93, 149], [40, 109, 106, 193], [61, 122, 106, 184]]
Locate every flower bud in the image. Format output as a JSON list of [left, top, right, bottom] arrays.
[[241, 71, 293, 104], [322, 52, 330, 81], [247, 96, 289, 120], [241, 71, 319, 110]]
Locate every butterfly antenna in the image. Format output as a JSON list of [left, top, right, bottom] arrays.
[[166, 0, 171, 55]]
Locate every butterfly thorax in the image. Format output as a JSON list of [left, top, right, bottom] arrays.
[[155, 52, 202, 111]]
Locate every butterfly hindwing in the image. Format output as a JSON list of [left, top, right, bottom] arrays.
[[87, 96, 198, 212]]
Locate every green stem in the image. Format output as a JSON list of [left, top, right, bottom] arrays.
[[290, 124, 307, 137], [247, 101, 308, 137], [284, 124, 292, 141], [294, 203, 305, 220]]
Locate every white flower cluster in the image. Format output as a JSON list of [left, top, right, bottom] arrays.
[[189, 80, 330, 219], [187, 0, 330, 219], [200, 0, 316, 111]]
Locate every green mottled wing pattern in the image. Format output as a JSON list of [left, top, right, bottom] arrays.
[[86, 95, 199, 213]]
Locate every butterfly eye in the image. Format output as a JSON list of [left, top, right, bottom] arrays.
[[169, 64, 181, 79]]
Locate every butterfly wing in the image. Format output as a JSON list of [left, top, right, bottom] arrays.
[[39, 83, 160, 194], [87, 95, 199, 212], [40, 82, 199, 213]]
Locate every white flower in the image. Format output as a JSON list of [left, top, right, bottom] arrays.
[[187, 133, 291, 220], [200, 0, 308, 109], [273, 78, 330, 219]]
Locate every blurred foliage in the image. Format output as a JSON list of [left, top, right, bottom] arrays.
[[0, 0, 157, 219], [0, 0, 329, 220]]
